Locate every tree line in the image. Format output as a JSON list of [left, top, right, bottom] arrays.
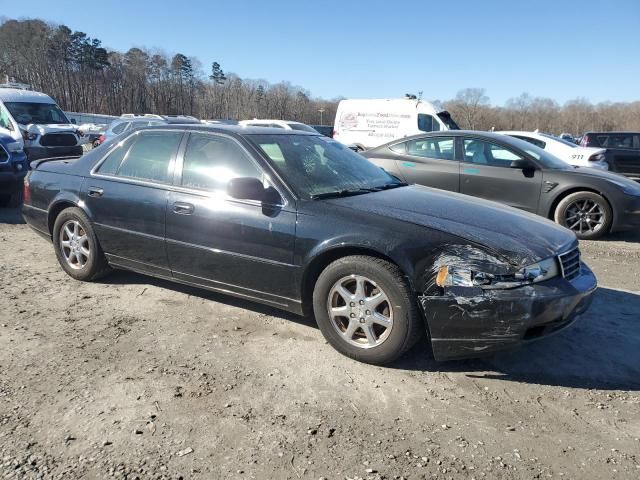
[[443, 88, 640, 135], [1, 18, 639, 134], [0, 18, 337, 124]]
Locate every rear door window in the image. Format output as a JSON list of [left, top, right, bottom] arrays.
[[100, 131, 182, 183], [181, 133, 263, 191], [97, 135, 138, 175], [608, 134, 633, 148], [463, 139, 523, 167], [406, 137, 455, 160]]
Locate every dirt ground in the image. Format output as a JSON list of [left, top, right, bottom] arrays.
[[1, 206, 639, 480]]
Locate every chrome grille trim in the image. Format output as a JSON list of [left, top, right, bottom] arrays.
[[558, 247, 581, 281]]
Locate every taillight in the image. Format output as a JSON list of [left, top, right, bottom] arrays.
[[23, 176, 31, 204], [331, 129, 335, 138], [581, 135, 589, 147], [98, 135, 105, 144]]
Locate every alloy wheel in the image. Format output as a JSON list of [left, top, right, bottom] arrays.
[[564, 199, 605, 235], [59, 220, 91, 270], [327, 275, 393, 349]]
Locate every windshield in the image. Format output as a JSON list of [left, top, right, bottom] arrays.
[[540, 132, 577, 148], [249, 134, 403, 199], [521, 144, 570, 169], [437, 111, 459, 130], [4, 101, 70, 125]]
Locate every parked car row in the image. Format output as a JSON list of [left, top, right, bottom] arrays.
[[363, 130, 640, 240]]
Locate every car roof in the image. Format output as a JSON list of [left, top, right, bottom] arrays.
[[498, 131, 542, 136], [396, 130, 521, 141], [367, 130, 544, 152], [0, 88, 56, 104], [584, 131, 639, 135], [132, 124, 321, 136]]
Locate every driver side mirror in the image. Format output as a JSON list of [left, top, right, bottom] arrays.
[[70, 119, 77, 124], [510, 158, 534, 170], [227, 177, 266, 201]]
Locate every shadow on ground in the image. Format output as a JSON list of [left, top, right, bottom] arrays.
[[396, 287, 640, 391], [596, 228, 640, 243], [104, 268, 640, 391]]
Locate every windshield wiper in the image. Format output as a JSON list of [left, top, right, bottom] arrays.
[[372, 182, 408, 191], [310, 188, 377, 200]]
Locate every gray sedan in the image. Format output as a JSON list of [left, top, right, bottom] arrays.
[[363, 131, 640, 240]]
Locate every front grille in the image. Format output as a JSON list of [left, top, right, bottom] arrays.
[[40, 133, 77, 147], [558, 247, 581, 281]]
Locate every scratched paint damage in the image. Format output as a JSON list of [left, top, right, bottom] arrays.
[[417, 244, 597, 361]]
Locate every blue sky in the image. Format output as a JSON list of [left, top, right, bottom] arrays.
[[2, 0, 639, 105]]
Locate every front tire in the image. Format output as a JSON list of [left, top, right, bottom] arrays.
[[52, 207, 111, 281], [312, 256, 422, 365], [554, 191, 612, 240]]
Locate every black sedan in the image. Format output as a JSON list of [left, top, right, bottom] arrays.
[[363, 131, 640, 240], [23, 125, 596, 364]]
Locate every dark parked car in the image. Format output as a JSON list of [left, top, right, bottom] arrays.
[[311, 125, 334, 137], [0, 134, 29, 206], [22, 125, 597, 364], [580, 132, 640, 181], [363, 131, 640, 240]]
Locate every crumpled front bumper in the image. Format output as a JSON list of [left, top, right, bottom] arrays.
[[420, 263, 598, 361]]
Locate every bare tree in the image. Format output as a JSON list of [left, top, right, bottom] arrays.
[[451, 88, 489, 129]]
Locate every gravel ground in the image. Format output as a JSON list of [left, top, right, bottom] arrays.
[[1, 206, 639, 480]]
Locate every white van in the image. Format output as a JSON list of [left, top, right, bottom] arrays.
[[0, 87, 86, 160], [333, 97, 459, 151]]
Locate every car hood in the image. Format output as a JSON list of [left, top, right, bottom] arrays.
[[563, 166, 640, 189], [326, 185, 576, 267], [21, 124, 80, 135]]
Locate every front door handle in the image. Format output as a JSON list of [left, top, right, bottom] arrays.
[[88, 187, 104, 198], [173, 201, 194, 215]]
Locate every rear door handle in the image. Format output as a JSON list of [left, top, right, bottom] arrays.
[[173, 201, 194, 215], [88, 187, 104, 198]]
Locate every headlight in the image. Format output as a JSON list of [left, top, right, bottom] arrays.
[[435, 257, 559, 289], [20, 130, 37, 141], [588, 153, 606, 162], [514, 257, 559, 283]]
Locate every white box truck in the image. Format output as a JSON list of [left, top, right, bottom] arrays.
[[333, 97, 459, 151]]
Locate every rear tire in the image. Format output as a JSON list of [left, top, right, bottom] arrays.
[[554, 191, 612, 240], [52, 207, 111, 281], [312, 255, 422, 365]]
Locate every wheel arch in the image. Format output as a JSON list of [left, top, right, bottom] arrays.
[[47, 198, 91, 234], [300, 245, 413, 317], [547, 186, 613, 221]]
